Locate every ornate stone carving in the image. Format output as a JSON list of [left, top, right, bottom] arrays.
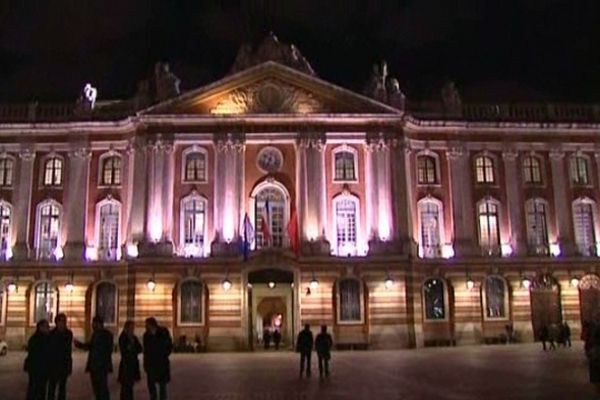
[[447, 142, 465, 160], [154, 62, 181, 102], [211, 79, 325, 114], [297, 132, 326, 151], [502, 146, 518, 161], [366, 132, 392, 152], [363, 61, 405, 109], [149, 134, 173, 153], [215, 133, 245, 153], [441, 81, 462, 114], [391, 137, 412, 154], [70, 146, 91, 159], [549, 146, 564, 160], [18, 146, 35, 161]]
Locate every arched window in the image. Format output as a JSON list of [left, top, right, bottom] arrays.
[[179, 280, 203, 325], [183, 149, 207, 183], [333, 194, 359, 256], [96, 200, 121, 260], [254, 185, 287, 249], [43, 156, 63, 186], [100, 155, 121, 186], [477, 198, 500, 254], [417, 198, 443, 258], [0, 201, 11, 259], [417, 155, 438, 184], [570, 155, 590, 185], [474, 155, 495, 184], [333, 147, 357, 182], [573, 199, 597, 256], [32, 282, 57, 324], [522, 155, 543, 184], [525, 198, 549, 255], [483, 276, 507, 319], [0, 156, 14, 187], [423, 278, 445, 320], [337, 279, 363, 323], [180, 193, 206, 257], [95, 282, 117, 325], [36, 200, 61, 260]]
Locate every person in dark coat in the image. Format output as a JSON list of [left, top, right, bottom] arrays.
[[296, 324, 314, 378], [315, 325, 333, 378], [118, 321, 143, 400], [47, 313, 73, 400], [561, 321, 572, 348], [74, 316, 114, 400], [539, 325, 550, 351], [589, 317, 600, 396], [263, 328, 271, 350], [272, 329, 282, 350], [25, 319, 50, 400], [143, 317, 173, 400]]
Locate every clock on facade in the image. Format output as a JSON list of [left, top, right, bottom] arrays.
[[257, 146, 283, 173]]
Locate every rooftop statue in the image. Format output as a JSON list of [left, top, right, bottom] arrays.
[[441, 80, 462, 114], [75, 83, 98, 113], [363, 61, 405, 109], [154, 62, 181, 102], [229, 33, 315, 75]]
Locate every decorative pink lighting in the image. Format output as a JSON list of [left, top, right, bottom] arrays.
[[149, 218, 162, 242], [501, 244, 513, 257], [85, 246, 98, 261], [378, 211, 391, 241], [126, 243, 139, 258], [183, 244, 202, 258], [549, 243, 561, 257], [53, 246, 64, 260], [442, 244, 455, 259]]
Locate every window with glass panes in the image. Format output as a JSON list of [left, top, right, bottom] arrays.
[[475, 156, 495, 184], [0, 158, 13, 187], [255, 187, 285, 249], [526, 199, 549, 252], [334, 151, 356, 181], [424, 279, 445, 320], [34, 282, 56, 323], [0, 287, 3, 325], [573, 202, 596, 256], [484, 276, 506, 318], [184, 153, 207, 182], [99, 203, 119, 260], [43, 157, 63, 186], [38, 202, 60, 260], [95, 282, 117, 324], [523, 156, 542, 184], [180, 280, 203, 324], [0, 203, 10, 258], [101, 156, 121, 186], [417, 155, 437, 184], [419, 201, 440, 258], [335, 198, 357, 254], [338, 279, 362, 322], [570, 156, 590, 185], [478, 201, 500, 252], [182, 196, 205, 247]]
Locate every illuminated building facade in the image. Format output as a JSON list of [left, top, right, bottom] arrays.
[[0, 35, 599, 350]]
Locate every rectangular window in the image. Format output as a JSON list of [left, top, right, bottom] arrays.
[[334, 151, 356, 181], [184, 154, 206, 182], [39, 204, 60, 260], [34, 283, 55, 323], [419, 202, 440, 258], [99, 203, 119, 260], [417, 156, 437, 184], [336, 199, 357, 255], [478, 202, 500, 254], [574, 203, 596, 256], [523, 156, 542, 184], [0, 204, 10, 258], [180, 281, 202, 324], [0, 158, 13, 187], [571, 156, 590, 185], [475, 156, 495, 184], [183, 199, 205, 246], [339, 279, 362, 322]]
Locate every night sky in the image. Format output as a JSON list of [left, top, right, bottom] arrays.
[[0, 1, 599, 103]]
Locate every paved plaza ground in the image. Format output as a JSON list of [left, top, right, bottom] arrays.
[[0, 342, 595, 400]]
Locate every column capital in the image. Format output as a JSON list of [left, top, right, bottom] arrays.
[[296, 132, 326, 151], [18, 147, 35, 161], [502, 148, 518, 161], [391, 137, 412, 154], [549, 147, 565, 161], [215, 133, 245, 153], [149, 134, 174, 153], [447, 142, 466, 160], [69, 146, 91, 160], [366, 132, 392, 152]]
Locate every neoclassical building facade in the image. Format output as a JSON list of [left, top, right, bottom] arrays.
[[0, 35, 599, 350]]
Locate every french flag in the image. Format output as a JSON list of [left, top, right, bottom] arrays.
[[240, 213, 254, 261], [261, 199, 272, 246]]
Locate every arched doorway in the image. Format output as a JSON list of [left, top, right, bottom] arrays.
[[530, 274, 562, 340], [246, 268, 296, 350], [579, 275, 600, 324]]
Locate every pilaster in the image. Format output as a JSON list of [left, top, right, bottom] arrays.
[[502, 148, 526, 256], [64, 145, 91, 261], [448, 143, 477, 257], [391, 137, 416, 255], [549, 148, 575, 256], [12, 147, 36, 260]]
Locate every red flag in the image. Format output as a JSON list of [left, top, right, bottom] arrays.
[[260, 199, 272, 246], [287, 206, 300, 257]]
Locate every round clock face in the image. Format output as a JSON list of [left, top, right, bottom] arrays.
[[257, 146, 283, 173]]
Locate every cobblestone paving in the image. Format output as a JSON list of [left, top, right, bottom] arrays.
[[0, 342, 594, 400]]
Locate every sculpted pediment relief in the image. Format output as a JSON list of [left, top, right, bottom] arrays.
[[210, 78, 326, 114]]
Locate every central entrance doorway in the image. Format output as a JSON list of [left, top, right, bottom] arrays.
[[246, 269, 296, 351]]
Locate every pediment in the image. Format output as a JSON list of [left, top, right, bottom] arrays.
[[141, 62, 400, 116]]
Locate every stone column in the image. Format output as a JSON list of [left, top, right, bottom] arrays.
[[64, 145, 91, 261], [367, 133, 394, 254], [502, 148, 526, 256], [126, 136, 148, 246], [298, 133, 329, 255], [549, 148, 575, 255], [211, 133, 245, 256], [12, 147, 35, 260], [391, 137, 415, 255], [447, 144, 477, 257]]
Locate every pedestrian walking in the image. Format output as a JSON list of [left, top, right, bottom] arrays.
[[24, 319, 50, 400], [589, 316, 600, 396], [548, 324, 557, 350], [143, 317, 173, 400], [539, 325, 549, 351], [272, 329, 281, 350], [296, 324, 314, 378], [118, 321, 143, 400], [315, 325, 333, 378], [561, 321, 572, 348], [74, 316, 114, 400], [263, 328, 271, 350], [47, 313, 73, 400]]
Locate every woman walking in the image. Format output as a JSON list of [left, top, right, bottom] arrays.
[[118, 321, 143, 400]]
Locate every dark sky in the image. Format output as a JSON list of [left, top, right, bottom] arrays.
[[1, 0, 599, 103]]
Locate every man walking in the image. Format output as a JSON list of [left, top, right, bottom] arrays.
[[25, 319, 50, 400], [143, 317, 173, 400], [48, 313, 73, 400], [74, 316, 114, 400], [315, 325, 333, 378], [296, 324, 314, 378], [562, 321, 572, 348]]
